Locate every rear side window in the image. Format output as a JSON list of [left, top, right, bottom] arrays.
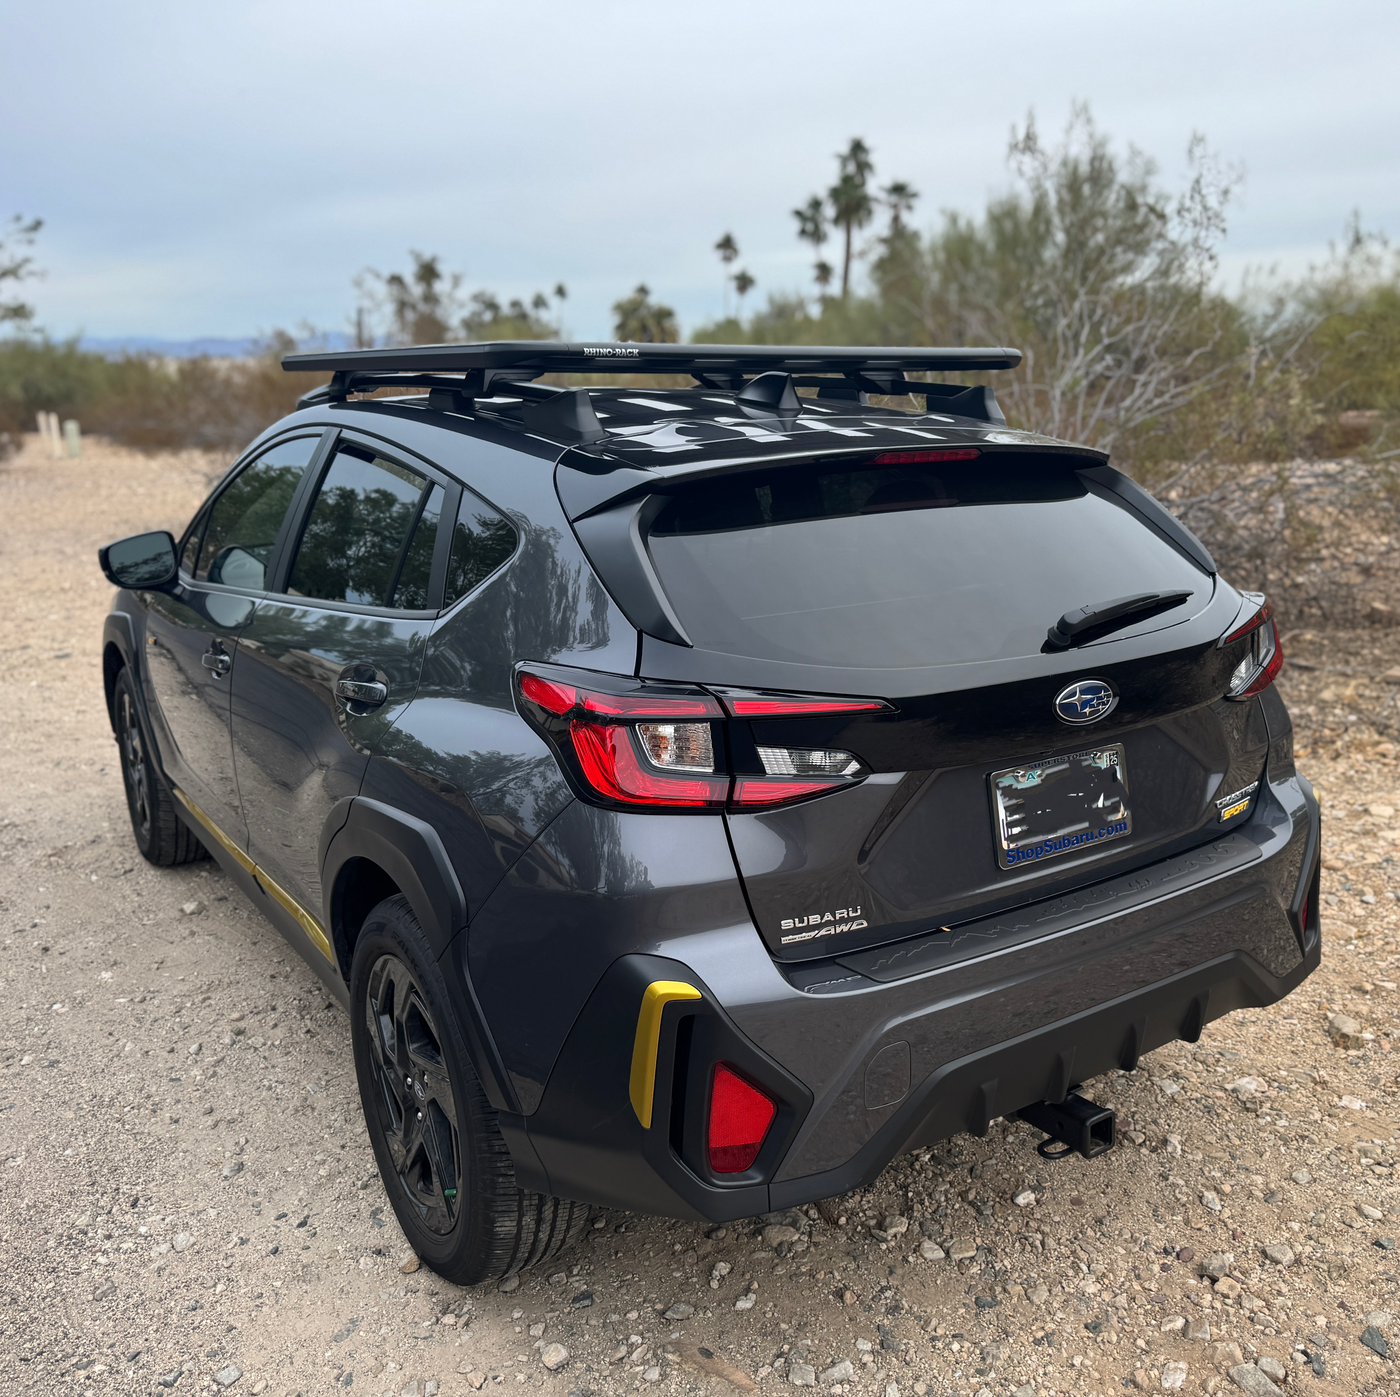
[[287, 442, 434, 607], [195, 435, 319, 589], [443, 488, 518, 607], [646, 457, 1208, 667]]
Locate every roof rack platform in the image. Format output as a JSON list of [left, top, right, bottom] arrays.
[[282, 340, 1022, 377]]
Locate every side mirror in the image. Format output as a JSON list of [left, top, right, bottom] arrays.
[[99, 531, 178, 589]]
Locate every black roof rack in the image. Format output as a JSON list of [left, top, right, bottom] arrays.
[[282, 340, 1022, 378], [283, 341, 1024, 440]]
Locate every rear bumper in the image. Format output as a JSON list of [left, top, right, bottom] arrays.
[[503, 771, 1320, 1221]]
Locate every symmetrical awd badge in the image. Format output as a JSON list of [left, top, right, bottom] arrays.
[[1054, 679, 1118, 725]]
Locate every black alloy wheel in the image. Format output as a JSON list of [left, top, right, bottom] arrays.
[[116, 681, 153, 848], [349, 894, 592, 1284], [363, 952, 463, 1236], [111, 666, 206, 866]]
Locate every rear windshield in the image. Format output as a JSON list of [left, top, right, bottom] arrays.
[[646, 457, 1208, 667]]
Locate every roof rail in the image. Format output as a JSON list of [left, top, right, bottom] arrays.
[[282, 340, 1022, 378]]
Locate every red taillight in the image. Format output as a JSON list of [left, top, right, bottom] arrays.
[[1224, 600, 1272, 646], [581, 692, 723, 719], [871, 448, 981, 465], [570, 722, 728, 807], [1298, 895, 1310, 933], [708, 1064, 776, 1174], [713, 688, 892, 718], [1224, 601, 1283, 699], [515, 665, 881, 812], [731, 776, 848, 806], [519, 672, 577, 714]]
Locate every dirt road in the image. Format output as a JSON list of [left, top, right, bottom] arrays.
[[4, 436, 1400, 1397]]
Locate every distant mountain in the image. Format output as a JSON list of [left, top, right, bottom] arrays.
[[78, 332, 355, 359]]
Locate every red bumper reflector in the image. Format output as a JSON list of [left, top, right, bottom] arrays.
[[708, 1064, 776, 1174]]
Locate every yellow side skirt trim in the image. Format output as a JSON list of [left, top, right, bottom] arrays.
[[173, 788, 335, 964], [629, 981, 701, 1129]]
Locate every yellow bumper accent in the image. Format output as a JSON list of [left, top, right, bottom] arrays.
[[629, 980, 701, 1129], [173, 788, 334, 964]]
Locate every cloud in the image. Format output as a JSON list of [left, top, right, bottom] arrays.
[[4, 0, 1398, 339]]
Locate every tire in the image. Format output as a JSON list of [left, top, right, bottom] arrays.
[[113, 666, 208, 867], [350, 894, 591, 1285]]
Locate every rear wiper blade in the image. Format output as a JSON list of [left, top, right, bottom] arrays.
[[1044, 590, 1193, 652]]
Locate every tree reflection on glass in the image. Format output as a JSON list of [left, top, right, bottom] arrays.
[[289, 446, 426, 606]]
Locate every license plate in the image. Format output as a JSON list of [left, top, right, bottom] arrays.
[[990, 744, 1131, 870]]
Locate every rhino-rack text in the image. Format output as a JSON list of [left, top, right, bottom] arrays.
[[780, 906, 868, 945]]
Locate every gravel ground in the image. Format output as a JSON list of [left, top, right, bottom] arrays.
[[4, 436, 1400, 1397]]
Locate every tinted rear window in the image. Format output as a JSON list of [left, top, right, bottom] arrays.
[[647, 458, 1207, 667]]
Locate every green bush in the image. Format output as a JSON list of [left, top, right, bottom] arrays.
[[0, 337, 327, 451]]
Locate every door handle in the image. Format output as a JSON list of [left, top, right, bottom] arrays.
[[335, 678, 388, 707], [201, 649, 232, 677]]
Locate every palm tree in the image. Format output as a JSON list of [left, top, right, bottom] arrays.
[[612, 284, 679, 343], [830, 139, 875, 297], [733, 268, 755, 320], [793, 195, 829, 295], [883, 180, 919, 235], [714, 232, 739, 318]]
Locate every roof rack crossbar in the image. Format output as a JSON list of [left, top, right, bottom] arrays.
[[293, 366, 550, 412]]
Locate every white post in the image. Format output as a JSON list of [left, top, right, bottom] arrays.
[[63, 419, 82, 458], [46, 412, 63, 458]]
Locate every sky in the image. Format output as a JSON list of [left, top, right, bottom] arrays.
[[3, 0, 1399, 346]]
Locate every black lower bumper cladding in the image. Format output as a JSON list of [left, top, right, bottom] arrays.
[[504, 933, 1318, 1223], [499, 783, 1321, 1223]]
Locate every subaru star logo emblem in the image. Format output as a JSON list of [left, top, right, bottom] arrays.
[[1054, 679, 1118, 725]]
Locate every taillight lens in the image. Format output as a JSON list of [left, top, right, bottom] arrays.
[[515, 664, 883, 812], [570, 723, 728, 806], [712, 688, 892, 718], [637, 722, 715, 771], [708, 1064, 776, 1174], [1224, 601, 1283, 699], [756, 746, 861, 777]]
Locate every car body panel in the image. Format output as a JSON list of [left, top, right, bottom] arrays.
[[141, 584, 255, 842], [232, 598, 432, 915]]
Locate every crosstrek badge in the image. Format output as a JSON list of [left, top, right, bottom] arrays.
[[780, 906, 868, 944]]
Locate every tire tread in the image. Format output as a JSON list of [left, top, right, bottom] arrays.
[[114, 666, 208, 868]]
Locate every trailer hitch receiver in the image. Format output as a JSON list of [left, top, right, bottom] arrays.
[[1017, 1091, 1116, 1160]]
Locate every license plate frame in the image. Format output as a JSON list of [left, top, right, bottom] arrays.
[[990, 744, 1132, 870]]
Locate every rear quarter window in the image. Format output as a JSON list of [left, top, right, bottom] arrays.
[[646, 457, 1208, 667]]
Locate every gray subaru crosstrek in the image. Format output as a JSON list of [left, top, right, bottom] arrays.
[[97, 341, 1320, 1283]]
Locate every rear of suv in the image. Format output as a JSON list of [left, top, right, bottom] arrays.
[[98, 341, 1319, 1284]]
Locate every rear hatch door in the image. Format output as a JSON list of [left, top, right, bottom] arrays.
[[623, 447, 1262, 962]]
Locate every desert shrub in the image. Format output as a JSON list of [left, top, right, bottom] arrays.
[[0, 337, 327, 452]]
